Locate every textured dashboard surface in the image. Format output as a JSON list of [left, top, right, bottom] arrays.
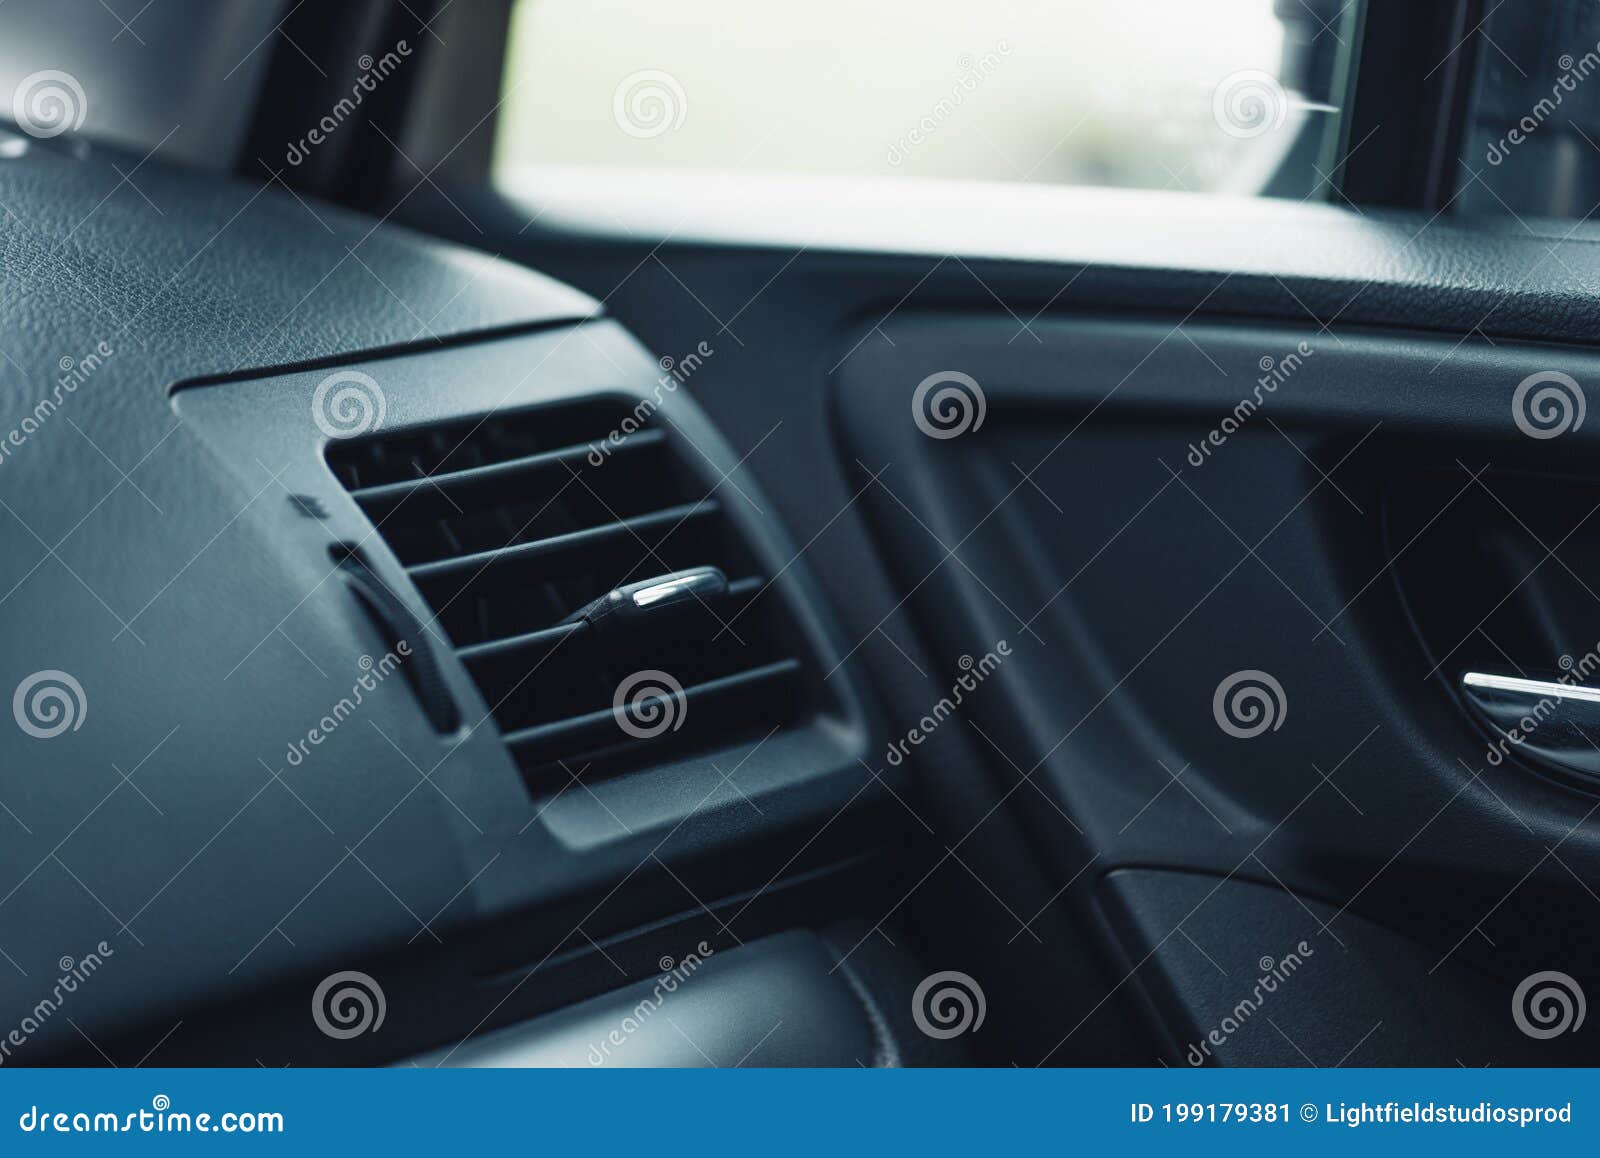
[[0, 136, 596, 1060]]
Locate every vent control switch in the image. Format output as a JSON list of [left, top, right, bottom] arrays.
[[560, 566, 729, 645]]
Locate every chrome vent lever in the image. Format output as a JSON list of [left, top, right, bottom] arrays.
[[560, 566, 730, 643]]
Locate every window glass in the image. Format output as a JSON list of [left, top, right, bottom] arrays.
[[493, 0, 1355, 199]]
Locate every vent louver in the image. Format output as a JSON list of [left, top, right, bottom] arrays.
[[326, 398, 817, 786]]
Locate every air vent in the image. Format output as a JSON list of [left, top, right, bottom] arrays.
[[326, 398, 820, 786]]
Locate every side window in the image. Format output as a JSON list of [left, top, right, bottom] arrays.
[[492, 0, 1356, 200]]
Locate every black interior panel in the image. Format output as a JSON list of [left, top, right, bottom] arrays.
[[1100, 869, 1591, 1066]]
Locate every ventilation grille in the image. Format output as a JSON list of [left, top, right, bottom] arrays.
[[326, 398, 815, 786]]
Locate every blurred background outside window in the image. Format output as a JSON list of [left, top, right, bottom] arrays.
[[492, 0, 1356, 201]]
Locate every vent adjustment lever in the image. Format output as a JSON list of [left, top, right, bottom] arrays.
[[560, 566, 729, 644]]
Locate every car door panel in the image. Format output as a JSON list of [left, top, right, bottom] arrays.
[[406, 185, 1600, 1063]]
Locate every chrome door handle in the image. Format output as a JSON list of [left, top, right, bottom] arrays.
[[1460, 670, 1600, 780]]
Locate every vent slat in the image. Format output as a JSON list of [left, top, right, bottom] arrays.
[[405, 501, 719, 585], [457, 621, 585, 667], [350, 430, 666, 517], [456, 575, 765, 672], [501, 658, 802, 765]]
